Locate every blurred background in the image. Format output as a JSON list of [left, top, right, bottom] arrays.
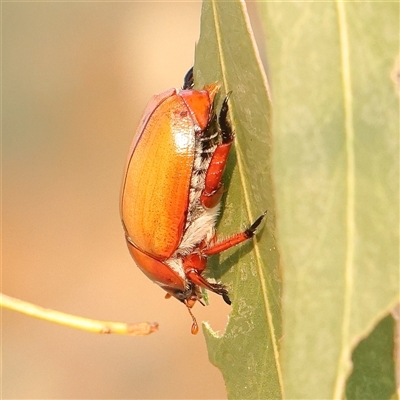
[[2, 2, 262, 398]]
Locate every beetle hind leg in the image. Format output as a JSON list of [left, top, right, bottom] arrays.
[[204, 211, 267, 256]]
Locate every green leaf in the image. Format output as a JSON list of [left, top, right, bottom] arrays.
[[258, 1, 399, 399], [195, 0, 282, 399], [346, 314, 396, 400]]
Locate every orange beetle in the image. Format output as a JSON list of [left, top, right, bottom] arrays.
[[121, 68, 265, 334]]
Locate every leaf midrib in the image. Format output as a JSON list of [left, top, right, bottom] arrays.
[[211, 0, 284, 392], [334, 1, 356, 397]]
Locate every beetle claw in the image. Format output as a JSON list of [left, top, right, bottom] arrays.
[[183, 67, 194, 90], [222, 292, 231, 306], [219, 92, 234, 144], [245, 210, 268, 238]]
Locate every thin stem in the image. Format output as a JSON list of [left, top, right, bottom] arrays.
[[1, 293, 158, 336]]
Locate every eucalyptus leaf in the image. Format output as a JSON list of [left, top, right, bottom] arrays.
[[195, 0, 282, 399], [346, 314, 396, 400], [258, 2, 399, 399]]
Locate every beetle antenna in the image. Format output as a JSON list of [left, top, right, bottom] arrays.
[[187, 307, 199, 335]]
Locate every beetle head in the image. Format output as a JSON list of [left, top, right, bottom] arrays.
[[162, 283, 204, 334]]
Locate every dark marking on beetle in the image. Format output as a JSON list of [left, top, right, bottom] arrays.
[[180, 110, 189, 117]]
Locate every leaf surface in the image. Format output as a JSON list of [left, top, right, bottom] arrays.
[[346, 315, 396, 400], [258, 2, 399, 398], [195, 1, 282, 399]]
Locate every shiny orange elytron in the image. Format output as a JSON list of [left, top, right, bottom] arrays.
[[121, 68, 265, 334]]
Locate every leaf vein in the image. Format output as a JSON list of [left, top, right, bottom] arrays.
[[334, 1, 356, 397], [211, 0, 283, 393]]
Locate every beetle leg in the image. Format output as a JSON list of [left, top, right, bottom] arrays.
[[183, 254, 231, 305], [200, 95, 234, 209], [204, 211, 267, 256], [186, 268, 231, 305], [200, 143, 232, 208]]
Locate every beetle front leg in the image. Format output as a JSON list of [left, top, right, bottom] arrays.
[[200, 95, 234, 209]]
